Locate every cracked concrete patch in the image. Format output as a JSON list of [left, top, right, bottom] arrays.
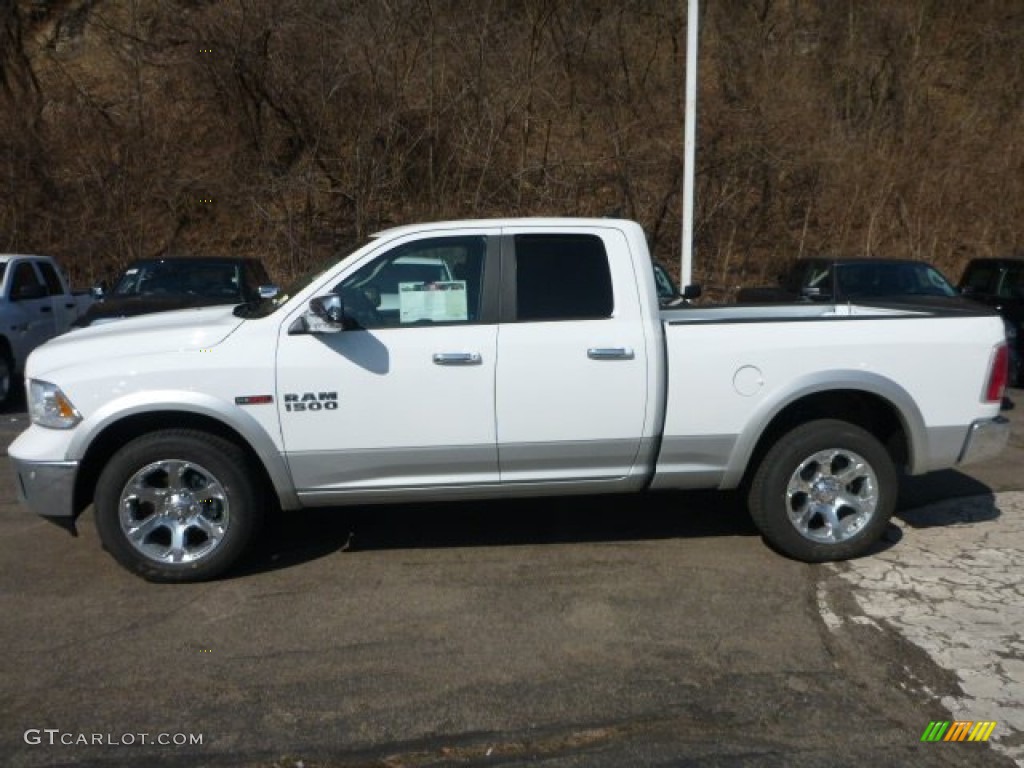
[[822, 492, 1024, 765]]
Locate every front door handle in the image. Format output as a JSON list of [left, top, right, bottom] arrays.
[[587, 347, 634, 361], [433, 352, 482, 366]]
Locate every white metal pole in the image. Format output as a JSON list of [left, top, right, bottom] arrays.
[[681, 0, 699, 288]]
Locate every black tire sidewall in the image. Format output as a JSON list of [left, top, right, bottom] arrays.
[[94, 430, 262, 582], [0, 352, 12, 408], [749, 419, 897, 563]]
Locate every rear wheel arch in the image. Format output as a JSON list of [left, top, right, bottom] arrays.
[[735, 388, 913, 492]]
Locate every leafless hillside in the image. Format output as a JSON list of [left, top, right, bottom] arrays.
[[1, 0, 1021, 297]]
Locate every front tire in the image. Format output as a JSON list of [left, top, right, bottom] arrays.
[[748, 419, 897, 562], [0, 350, 13, 409], [94, 430, 265, 582]]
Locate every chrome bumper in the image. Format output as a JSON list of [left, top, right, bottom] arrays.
[[957, 416, 1011, 466], [10, 458, 78, 519]]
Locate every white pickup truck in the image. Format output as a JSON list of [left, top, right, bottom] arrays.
[[8, 219, 1010, 581], [0, 254, 93, 407]]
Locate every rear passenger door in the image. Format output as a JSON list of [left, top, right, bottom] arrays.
[[495, 227, 649, 483], [36, 259, 77, 330]]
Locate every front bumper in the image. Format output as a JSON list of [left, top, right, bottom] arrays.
[[10, 458, 79, 519], [957, 416, 1011, 466]]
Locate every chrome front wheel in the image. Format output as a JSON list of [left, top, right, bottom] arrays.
[[119, 459, 231, 566], [95, 430, 264, 582]]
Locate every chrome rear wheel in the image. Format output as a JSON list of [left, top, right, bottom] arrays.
[[749, 419, 897, 562]]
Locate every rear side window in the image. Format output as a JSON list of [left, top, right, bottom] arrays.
[[37, 262, 65, 295], [514, 234, 613, 321]]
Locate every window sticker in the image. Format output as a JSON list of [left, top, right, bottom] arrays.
[[399, 280, 468, 323]]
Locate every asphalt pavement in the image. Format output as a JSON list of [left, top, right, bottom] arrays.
[[0, 390, 1021, 767]]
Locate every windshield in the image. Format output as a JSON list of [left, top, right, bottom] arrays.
[[113, 261, 242, 299], [835, 263, 958, 299], [233, 256, 337, 319], [652, 263, 678, 300]]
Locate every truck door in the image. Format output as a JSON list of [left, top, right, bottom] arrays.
[[276, 232, 501, 497], [6, 260, 58, 362], [495, 228, 649, 483], [36, 259, 78, 330]]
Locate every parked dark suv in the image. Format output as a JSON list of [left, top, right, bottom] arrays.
[[75, 256, 274, 327], [959, 257, 1024, 385]]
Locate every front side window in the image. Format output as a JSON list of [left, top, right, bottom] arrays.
[[963, 264, 997, 293], [514, 234, 613, 321], [333, 236, 487, 329], [11, 262, 43, 298]]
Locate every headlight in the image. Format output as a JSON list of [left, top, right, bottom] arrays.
[[28, 380, 82, 429]]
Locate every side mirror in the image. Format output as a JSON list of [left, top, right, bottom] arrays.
[[682, 284, 702, 300], [90, 280, 108, 299], [801, 286, 824, 300], [301, 294, 346, 334]]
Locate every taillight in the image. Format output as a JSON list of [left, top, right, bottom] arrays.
[[984, 343, 1009, 403]]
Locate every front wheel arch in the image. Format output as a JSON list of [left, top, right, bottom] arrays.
[[75, 411, 280, 519]]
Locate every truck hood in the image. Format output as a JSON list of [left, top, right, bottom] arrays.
[[27, 305, 246, 378], [74, 294, 244, 327]]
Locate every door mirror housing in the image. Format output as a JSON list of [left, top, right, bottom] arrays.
[[301, 294, 346, 334], [801, 286, 824, 300]]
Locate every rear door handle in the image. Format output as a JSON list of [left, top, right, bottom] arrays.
[[587, 347, 634, 360], [40, 306, 52, 313], [433, 352, 482, 366]]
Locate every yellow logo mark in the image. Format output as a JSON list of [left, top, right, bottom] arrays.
[[965, 721, 997, 742]]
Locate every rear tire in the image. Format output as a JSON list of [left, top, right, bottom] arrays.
[[748, 419, 897, 562], [94, 429, 264, 582]]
